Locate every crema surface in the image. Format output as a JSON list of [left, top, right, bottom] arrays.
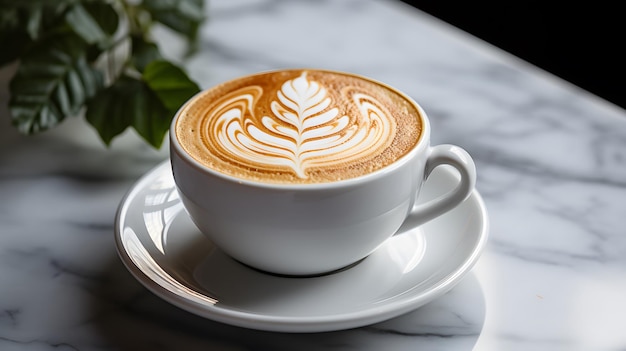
[[175, 69, 422, 184]]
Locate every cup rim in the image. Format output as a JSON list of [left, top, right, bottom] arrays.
[[169, 68, 431, 190]]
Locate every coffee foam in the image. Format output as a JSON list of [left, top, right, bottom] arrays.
[[175, 70, 422, 184]]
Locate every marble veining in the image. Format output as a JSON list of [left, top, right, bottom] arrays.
[[1, 0, 626, 350]]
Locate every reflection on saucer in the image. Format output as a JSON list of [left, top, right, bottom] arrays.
[[142, 170, 183, 255], [121, 227, 218, 306], [385, 230, 426, 274]]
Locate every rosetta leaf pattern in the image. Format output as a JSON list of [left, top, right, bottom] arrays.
[[213, 72, 392, 179]]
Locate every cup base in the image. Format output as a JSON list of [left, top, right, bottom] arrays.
[[234, 257, 368, 278]]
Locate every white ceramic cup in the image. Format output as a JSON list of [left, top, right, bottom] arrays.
[[170, 72, 476, 276]]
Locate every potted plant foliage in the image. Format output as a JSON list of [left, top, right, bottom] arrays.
[[0, 0, 204, 149]]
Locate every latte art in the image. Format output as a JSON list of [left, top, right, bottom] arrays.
[[175, 70, 422, 184], [209, 72, 394, 179]]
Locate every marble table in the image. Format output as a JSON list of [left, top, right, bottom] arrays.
[[1, 0, 625, 350]]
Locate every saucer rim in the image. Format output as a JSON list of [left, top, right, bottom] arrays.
[[114, 161, 489, 333]]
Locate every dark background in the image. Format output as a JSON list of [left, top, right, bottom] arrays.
[[402, 1, 625, 109]]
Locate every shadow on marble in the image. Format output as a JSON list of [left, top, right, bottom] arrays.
[[89, 254, 486, 351], [0, 118, 167, 181]]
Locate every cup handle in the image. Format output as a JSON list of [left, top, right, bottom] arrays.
[[400, 144, 476, 231]]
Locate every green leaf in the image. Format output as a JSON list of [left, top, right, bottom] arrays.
[[65, 3, 108, 45], [143, 0, 205, 42], [85, 76, 137, 145], [85, 61, 199, 147], [142, 60, 200, 112], [26, 5, 44, 39], [85, 75, 173, 148], [83, 1, 119, 36], [131, 36, 162, 72], [130, 85, 174, 148], [9, 34, 103, 134]]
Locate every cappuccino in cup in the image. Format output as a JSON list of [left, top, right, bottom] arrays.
[[174, 70, 422, 184], [170, 69, 476, 276]]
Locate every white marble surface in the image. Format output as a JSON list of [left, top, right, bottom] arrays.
[[1, 0, 626, 350]]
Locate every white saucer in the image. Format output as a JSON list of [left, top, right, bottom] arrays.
[[114, 161, 489, 333]]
